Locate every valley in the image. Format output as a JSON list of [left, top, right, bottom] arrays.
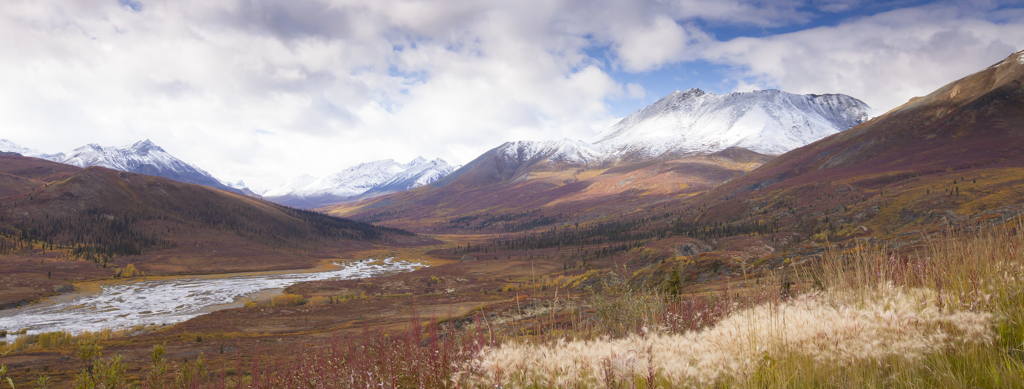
[[1, 50, 1023, 388]]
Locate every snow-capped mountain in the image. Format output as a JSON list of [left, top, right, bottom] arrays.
[[220, 179, 262, 197], [263, 175, 317, 197], [596, 88, 871, 160], [430, 139, 604, 189], [56, 140, 249, 193], [497, 139, 604, 166], [223, 180, 248, 190], [364, 158, 461, 197], [264, 157, 458, 208], [0, 139, 66, 160], [1, 139, 255, 196], [432, 89, 869, 189]]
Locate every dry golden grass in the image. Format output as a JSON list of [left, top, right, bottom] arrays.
[[460, 222, 1024, 388]]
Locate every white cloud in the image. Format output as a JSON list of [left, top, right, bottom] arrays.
[[614, 15, 708, 72], [0, 0, 1020, 191], [731, 79, 763, 93], [626, 83, 646, 99], [702, 3, 1024, 112]]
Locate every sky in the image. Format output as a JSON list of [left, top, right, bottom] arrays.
[[0, 0, 1021, 192]]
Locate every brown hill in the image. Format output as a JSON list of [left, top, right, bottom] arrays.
[[680, 50, 1024, 238], [0, 156, 417, 306], [326, 147, 774, 231], [0, 154, 80, 183]]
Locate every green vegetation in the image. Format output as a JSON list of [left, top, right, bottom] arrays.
[[464, 222, 1024, 388], [0, 201, 411, 259]]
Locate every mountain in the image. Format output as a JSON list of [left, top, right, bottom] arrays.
[[0, 139, 259, 196], [431, 139, 604, 190], [264, 157, 458, 208], [595, 88, 871, 161], [55, 140, 254, 194], [0, 139, 66, 160], [682, 49, 1024, 237], [222, 179, 262, 197], [325, 88, 870, 228], [361, 158, 463, 198], [0, 154, 417, 305], [435, 90, 869, 190]]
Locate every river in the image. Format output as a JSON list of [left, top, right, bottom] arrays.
[[0, 258, 425, 337]]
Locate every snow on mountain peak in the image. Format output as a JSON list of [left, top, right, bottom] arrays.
[[265, 156, 457, 205], [55, 140, 252, 194], [0, 139, 66, 160], [128, 139, 162, 154], [495, 138, 603, 166], [595, 89, 870, 159]]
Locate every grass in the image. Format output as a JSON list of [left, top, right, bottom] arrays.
[[5, 222, 1023, 388], [0, 327, 141, 354], [461, 221, 1024, 388], [243, 293, 306, 308]]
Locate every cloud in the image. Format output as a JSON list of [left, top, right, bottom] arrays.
[[626, 83, 646, 99], [702, 2, 1024, 112], [614, 15, 708, 72], [0, 0, 732, 190], [0, 0, 1020, 191]]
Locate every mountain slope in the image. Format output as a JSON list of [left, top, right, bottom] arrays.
[[265, 157, 457, 208], [0, 155, 415, 267], [326, 88, 868, 229], [361, 158, 460, 198], [428, 90, 868, 192], [683, 50, 1024, 236], [596, 89, 870, 161], [55, 140, 254, 195], [0, 139, 66, 161], [431, 139, 603, 190], [0, 154, 420, 305]]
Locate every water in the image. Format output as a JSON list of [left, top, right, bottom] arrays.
[[0, 258, 425, 336]]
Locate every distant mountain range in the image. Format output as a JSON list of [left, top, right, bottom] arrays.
[[330, 89, 871, 223], [432, 89, 870, 189], [0, 153, 418, 306], [264, 157, 459, 208], [596, 88, 870, 159], [0, 139, 458, 208], [0, 139, 259, 196], [686, 49, 1024, 234], [0, 88, 870, 211]]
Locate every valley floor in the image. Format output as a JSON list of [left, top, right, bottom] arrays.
[[2, 220, 1023, 388]]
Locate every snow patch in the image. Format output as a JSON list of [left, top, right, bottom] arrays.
[[268, 157, 457, 200], [0, 139, 65, 160], [594, 89, 871, 158]]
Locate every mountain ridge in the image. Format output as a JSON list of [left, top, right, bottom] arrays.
[[676, 49, 1024, 236], [0, 139, 258, 196], [595, 88, 871, 161], [264, 157, 458, 208]]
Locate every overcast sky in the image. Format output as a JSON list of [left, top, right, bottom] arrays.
[[1, 0, 1021, 191]]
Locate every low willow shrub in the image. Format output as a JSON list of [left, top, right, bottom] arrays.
[[461, 223, 1024, 388]]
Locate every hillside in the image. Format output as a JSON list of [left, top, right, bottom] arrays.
[[325, 88, 868, 230], [597, 88, 870, 160], [264, 157, 458, 208], [0, 155, 417, 306], [329, 147, 773, 231], [671, 50, 1024, 239], [0, 139, 261, 196]]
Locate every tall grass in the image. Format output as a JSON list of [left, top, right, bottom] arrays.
[[12, 223, 1024, 388], [133, 314, 489, 389], [243, 293, 306, 308], [460, 223, 1024, 388], [0, 328, 136, 354]]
